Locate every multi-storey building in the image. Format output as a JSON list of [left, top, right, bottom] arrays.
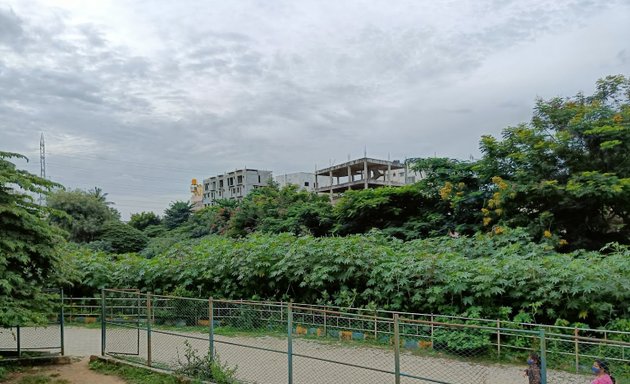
[[274, 172, 331, 192], [314, 157, 422, 200], [202, 169, 272, 206]]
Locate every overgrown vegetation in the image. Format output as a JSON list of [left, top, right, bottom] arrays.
[[67, 229, 630, 328]]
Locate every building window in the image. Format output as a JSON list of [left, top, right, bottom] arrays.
[[304, 182, 309, 187], [237, 175, 243, 184], [258, 175, 261, 183], [219, 180, 224, 188]]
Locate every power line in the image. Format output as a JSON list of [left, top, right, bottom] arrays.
[[47, 152, 209, 175]]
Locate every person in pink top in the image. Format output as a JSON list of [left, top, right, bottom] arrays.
[[591, 359, 615, 384]]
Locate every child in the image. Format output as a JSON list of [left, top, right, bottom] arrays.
[[523, 353, 541, 384], [591, 359, 615, 384]]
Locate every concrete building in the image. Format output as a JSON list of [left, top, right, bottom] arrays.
[[315, 157, 417, 200], [274, 172, 330, 192], [202, 169, 272, 206]]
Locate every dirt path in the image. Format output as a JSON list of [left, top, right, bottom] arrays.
[[15, 326, 591, 384], [5, 357, 125, 384]]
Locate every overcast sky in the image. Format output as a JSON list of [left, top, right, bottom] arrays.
[[1, 0, 629, 219]]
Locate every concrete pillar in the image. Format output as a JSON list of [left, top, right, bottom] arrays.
[[347, 165, 352, 190], [388, 162, 392, 185], [363, 158, 368, 189], [329, 170, 333, 201]]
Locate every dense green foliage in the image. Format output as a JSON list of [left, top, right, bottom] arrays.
[[475, 75, 630, 249], [99, 221, 148, 253], [47, 189, 120, 243], [227, 184, 333, 237], [164, 201, 193, 230], [128, 211, 162, 231], [66, 230, 630, 328], [0, 152, 64, 326]]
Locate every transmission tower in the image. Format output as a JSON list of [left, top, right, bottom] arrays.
[[39, 133, 46, 205]]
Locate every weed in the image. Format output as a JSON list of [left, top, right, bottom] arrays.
[[175, 341, 238, 384]]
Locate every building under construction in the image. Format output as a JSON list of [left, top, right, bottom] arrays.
[[315, 157, 408, 200]]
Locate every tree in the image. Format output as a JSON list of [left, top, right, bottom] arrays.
[[88, 186, 111, 205], [227, 184, 334, 237], [47, 189, 120, 243], [99, 221, 148, 254], [476, 75, 630, 249], [129, 211, 162, 231], [163, 201, 193, 230], [0, 151, 64, 325]]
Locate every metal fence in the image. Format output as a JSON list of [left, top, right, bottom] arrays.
[[99, 289, 630, 384], [0, 289, 65, 359]]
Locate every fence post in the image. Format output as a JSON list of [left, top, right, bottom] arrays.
[[496, 319, 500, 359], [147, 292, 152, 367], [374, 312, 378, 340], [430, 314, 434, 350], [101, 289, 106, 356], [60, 288, 65, 356], [209, 297, 214, 358], [323, 307, 327, 337], [287, 302, 293, 384], [574, 327, 579, 373], [16, 325, 21, 358], [539, 329, 547, 384], [394, 314, 401, 384]]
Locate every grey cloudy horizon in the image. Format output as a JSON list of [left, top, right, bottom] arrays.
[[1, 0, 629, 219]]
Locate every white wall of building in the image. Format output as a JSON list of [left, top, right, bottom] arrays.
[[274, 172, 330, 192]]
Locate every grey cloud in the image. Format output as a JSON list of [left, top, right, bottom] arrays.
[[0, 8, 25, 48], [1, 0, 628, 218]]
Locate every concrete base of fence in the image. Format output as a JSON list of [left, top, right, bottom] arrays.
[[0, 354, 72, 366], [90, 355, 211, 383]]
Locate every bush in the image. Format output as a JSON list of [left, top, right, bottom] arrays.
[[432, 329, 491, 356]]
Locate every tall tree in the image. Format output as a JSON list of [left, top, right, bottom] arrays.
[[0, 151, 64, 325], [476, 75, 630, 249], [163, 201, 193, 230], [47, 189, 120, 242]]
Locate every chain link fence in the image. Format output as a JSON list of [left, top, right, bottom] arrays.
[[98, 289, 630, 383], [0, 289, 64, 359]]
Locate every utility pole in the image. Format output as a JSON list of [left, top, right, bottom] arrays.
[[39, 133, 46, 205]]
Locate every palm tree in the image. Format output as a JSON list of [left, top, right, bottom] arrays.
[[89, 186, 113, 205]]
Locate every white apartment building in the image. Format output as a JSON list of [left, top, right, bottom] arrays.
[[202, 169, 272, 206]]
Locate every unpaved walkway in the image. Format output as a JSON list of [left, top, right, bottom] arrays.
[[5, 357, 125, 384], [14, 326, 592, 384]]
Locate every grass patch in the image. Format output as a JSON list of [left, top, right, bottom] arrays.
[[14, 375, 69, 384], [89, 360, 185, 384]]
